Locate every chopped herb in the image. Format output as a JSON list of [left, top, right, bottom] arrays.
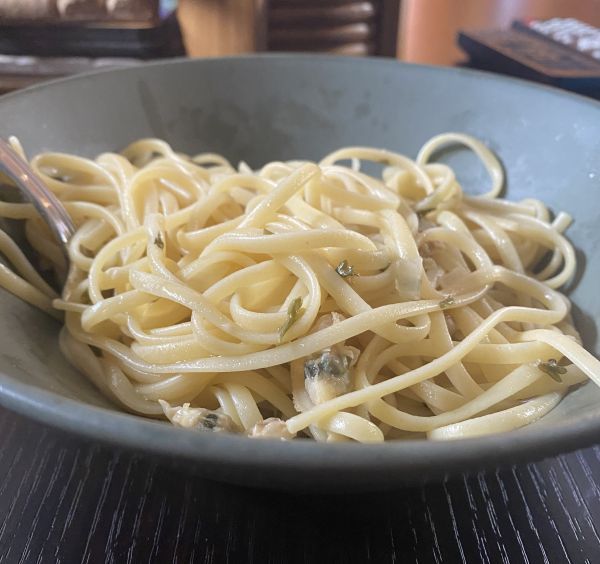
[[203, 412, 219, 430], [335, 260, 356, 278], [537, 358, 567, 383], [279, 297, 304, 339], [439, 295, 455, 309], [154, 233, 164, 250]]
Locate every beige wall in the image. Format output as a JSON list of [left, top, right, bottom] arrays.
[[399, 0, 600, 65]]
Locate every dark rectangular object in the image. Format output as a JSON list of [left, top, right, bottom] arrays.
[[0, 11, 184, 59], [458, 27, 600, 99]]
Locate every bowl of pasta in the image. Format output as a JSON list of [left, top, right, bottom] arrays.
[[0, 55, 599, 490]]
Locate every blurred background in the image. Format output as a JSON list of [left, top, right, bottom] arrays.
[[0, 0, 599, 96]]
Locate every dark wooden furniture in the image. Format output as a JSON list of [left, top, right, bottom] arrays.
[[267, 1, 401, 57], [178, 0, 401, 58], [1, 404, 600, 562]]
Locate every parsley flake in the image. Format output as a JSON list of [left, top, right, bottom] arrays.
[[537, 359, 567, 383], [279, 297, 304, 340]]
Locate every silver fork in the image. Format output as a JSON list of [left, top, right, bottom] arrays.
[[0, 138, 75, 272]]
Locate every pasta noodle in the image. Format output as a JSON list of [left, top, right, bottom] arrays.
[[0, 132, 598, 443]]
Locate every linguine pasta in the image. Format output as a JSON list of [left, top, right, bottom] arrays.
[[0, 132, 599, 442]]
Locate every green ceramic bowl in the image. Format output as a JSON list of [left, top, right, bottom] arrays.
[[0, 56, 599, 490]]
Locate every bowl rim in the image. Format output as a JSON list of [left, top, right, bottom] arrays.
[[1, 54, 599, 486]]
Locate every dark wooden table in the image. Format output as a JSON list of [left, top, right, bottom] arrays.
[[1, 405, 599, 563]]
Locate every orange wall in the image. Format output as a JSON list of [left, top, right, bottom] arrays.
[[400, 0, 600, 65]]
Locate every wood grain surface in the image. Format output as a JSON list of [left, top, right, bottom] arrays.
[[1, 405, 599, 563]]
